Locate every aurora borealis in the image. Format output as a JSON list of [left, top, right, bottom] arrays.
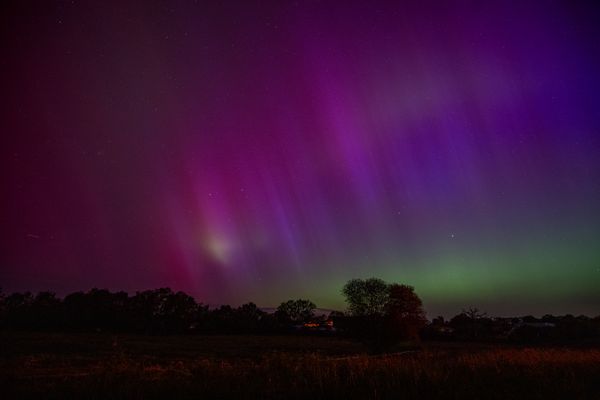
[[1, 1, 599, 317]]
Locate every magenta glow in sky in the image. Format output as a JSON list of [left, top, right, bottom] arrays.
[[1, 1, 599, 316]]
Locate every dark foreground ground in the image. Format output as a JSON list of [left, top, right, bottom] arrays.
[[1, 332, 599, 399]]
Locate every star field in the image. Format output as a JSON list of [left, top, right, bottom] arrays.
[[1, 1, 599, 316]]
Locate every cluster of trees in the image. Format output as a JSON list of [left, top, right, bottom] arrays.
[[3, 280, 597, 350], [0, 288, 318, 335], [0, 279, 427, 353], [335, 278, 427, 352], [422, 307, 600, 343]]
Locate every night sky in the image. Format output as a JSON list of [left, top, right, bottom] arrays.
[[2, 1, 599, 317]]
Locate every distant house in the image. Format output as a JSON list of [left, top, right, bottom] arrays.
[[300, 319, 335, 332]]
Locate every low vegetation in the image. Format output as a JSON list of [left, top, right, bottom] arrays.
[[2, 279, 599, 398], [2, 332, 599, 399]]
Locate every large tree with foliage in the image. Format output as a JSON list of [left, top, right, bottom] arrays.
[[275, 299, 316, 324], [386, 284, 427, 340], [342, 278, 390, 316], [341, 278, 426, 351]]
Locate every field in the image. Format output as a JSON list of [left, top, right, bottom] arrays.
[[1, 332, 600, 399]]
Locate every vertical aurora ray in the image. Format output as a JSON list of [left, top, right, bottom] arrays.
[[1, 1, 599, 316]]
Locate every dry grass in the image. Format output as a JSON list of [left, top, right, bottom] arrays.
[[1, 332, 599, 399]]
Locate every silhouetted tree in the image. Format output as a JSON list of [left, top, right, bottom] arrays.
[[542, 314, 559, 324], [463, 307, 487, 320], [386, 284, 427, 341], [190, 303, 210, 331], [449, 307, 493, 340], [158, 290, 198, 333], [208, 305, 237, 333], [275, 299, 316, 324], [4, 292, 34, 328], [421, 315, 453, 340], [63, 289, 129, 331], [341, 278, 426, 352], [521, 315, 537, 323], [234, 302, 265, 332], [63, 291, 93, 330], [30, 291, 61, 329], [129, 288, 197, 334], [342, 278, 389, 316], [0, 289, 5, 327]]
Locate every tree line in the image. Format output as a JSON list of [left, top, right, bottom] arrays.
[[1, 278, 599, 351], [0, 288, 317, 335], [0, 278, 426, 344]]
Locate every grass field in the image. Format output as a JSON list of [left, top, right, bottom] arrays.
[[1, 332, 599, 399]]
